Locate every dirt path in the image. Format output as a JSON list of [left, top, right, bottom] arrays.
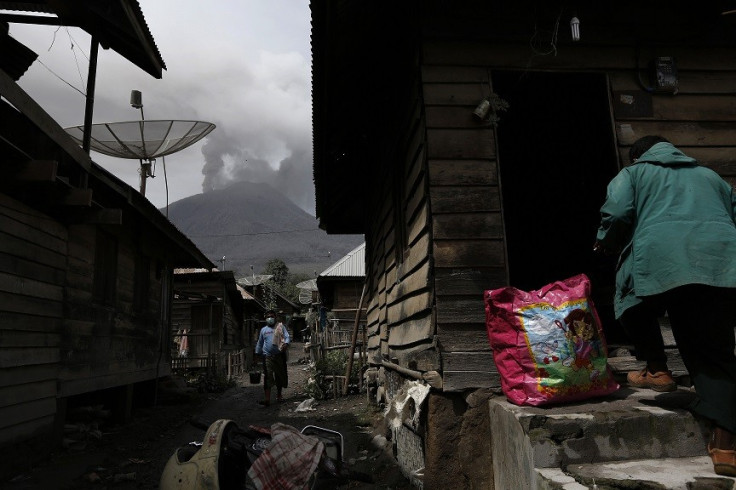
[[2, 343, 411, 489]]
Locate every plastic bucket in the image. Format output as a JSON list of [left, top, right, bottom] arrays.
[[249, 371, 261, 384]]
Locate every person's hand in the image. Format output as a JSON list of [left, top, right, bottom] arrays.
[[593, 241, 603, 253]]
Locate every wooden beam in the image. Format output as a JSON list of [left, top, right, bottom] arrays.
[[343, 282, 366, 395], [61, 188, 93, 207], [68, 208, 123, 225], [376, 359, 443, 389], [0, 69, 92, 172], [17, 160, 57, 182], [0, 160, 57, 182]]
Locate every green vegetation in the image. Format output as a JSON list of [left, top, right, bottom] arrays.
[[304, 350, 363, 399], [262, 258, 311, 306]]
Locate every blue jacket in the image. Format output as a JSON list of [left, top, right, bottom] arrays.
[[597, 142, 736, 318], [255, 323, 290, 357]]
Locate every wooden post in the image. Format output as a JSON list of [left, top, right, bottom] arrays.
[[82, 37, 98, 156], [343, 282, 367, 395]]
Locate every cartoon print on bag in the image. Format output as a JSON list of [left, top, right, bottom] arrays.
[[563, 308, 601, 380], [534, 340, 560, 364]]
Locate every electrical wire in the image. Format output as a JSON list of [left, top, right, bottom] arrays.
[[47, 25, 61, 51], [34, 59, 86, 97], [34, 25, 88, 97], [163, 155, 169, 217], [529, 6, 562, 57], [65, 27, 86, 92]]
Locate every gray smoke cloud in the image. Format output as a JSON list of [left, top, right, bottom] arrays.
[[200, 125, 314, 214]]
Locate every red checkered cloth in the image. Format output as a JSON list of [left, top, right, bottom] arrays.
[[246, 423, 325, 489]]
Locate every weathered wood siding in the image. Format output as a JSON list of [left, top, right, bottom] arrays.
[[172, 276, 245, 372], [330, 281, 366, 326], [364, 51, 438, 389], [60, 223, 169, 396], [173, 280, 240, 346], [420, 3, 736, 391], [0, 193, 64, 447], [422, 61, 505, 391]]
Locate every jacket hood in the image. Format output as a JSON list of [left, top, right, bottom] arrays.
[[636, 142, 697, 167]]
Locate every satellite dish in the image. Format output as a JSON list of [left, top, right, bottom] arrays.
[[238, 275, 274, 286], [295, 279, 318, 291], [65, 120, 215, 160], [64, 119, 215, 197], [298, 289, 313, 305]]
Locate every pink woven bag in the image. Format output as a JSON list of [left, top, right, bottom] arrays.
[[484, 274, 619, 406]]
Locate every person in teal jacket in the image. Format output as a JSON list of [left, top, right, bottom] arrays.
[[595, 135, 736, 476]]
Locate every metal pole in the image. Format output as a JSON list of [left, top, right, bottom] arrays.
[[139, 160, 150, 196]]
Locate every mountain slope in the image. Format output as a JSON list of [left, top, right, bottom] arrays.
[[164, 181, 364, 277]]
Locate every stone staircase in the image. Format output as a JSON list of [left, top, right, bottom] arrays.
[[489, 387, 736, 489]]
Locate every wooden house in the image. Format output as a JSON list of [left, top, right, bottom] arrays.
[[317, 242, 366, 324], [0, 0, 213, 478], [315, 242, 367, 349], [171, 269, 246, 374], [310, 0, 736, 485], [239, 283, 267, 352]]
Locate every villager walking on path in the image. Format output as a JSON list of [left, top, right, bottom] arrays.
[[255, 310, 291, 407], [594, 135, 736, 476]]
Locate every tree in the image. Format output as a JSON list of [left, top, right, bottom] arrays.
[[264, 259, 288, 288], [262, 259, 309, 305]]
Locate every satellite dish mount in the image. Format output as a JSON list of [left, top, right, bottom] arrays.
[[130, 90, 154, 195]]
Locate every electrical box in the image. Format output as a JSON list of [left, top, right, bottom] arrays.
[[652, 56, 678, 94]]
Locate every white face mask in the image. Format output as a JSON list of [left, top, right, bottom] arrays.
[[266, 317, 275, 326]]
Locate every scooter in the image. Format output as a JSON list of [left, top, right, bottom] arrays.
[[159, 418, 367, 489]]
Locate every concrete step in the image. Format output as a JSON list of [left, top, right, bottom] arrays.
[[490, 386, 728, 489], [564, 456, 735, 490]]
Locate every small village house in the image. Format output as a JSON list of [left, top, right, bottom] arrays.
[[317, 242, 367, 327], [0, 1, 214, 477], [310, 1, 736, 486], [315, 242, 367, 353], [171, 269, 248, 376]]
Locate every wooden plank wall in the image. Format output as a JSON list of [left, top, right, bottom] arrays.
[[364, 60, 438, 384], [333, 281, 364, 312], [0, 193, 64, 446], [420, 11, 736, 391], [60, 224, 166, 397], [422, 62, 505, 391], [172, 277, 246, 370]]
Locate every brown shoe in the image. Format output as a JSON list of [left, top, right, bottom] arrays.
[[626, 368, 676, 392], [709, 444, 736, 476]]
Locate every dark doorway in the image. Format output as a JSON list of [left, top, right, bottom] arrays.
[[492, 71, 623, 342]]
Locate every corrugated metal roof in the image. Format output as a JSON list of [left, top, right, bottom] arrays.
[[237, 284, 255, 300], [319, 242, 365, 278], [0, 0, 166, 78]]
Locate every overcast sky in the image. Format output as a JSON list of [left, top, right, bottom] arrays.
[[9, 1, 315, 214]]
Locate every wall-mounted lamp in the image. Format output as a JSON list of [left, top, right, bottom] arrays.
[[570, 16, 580, 42]]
